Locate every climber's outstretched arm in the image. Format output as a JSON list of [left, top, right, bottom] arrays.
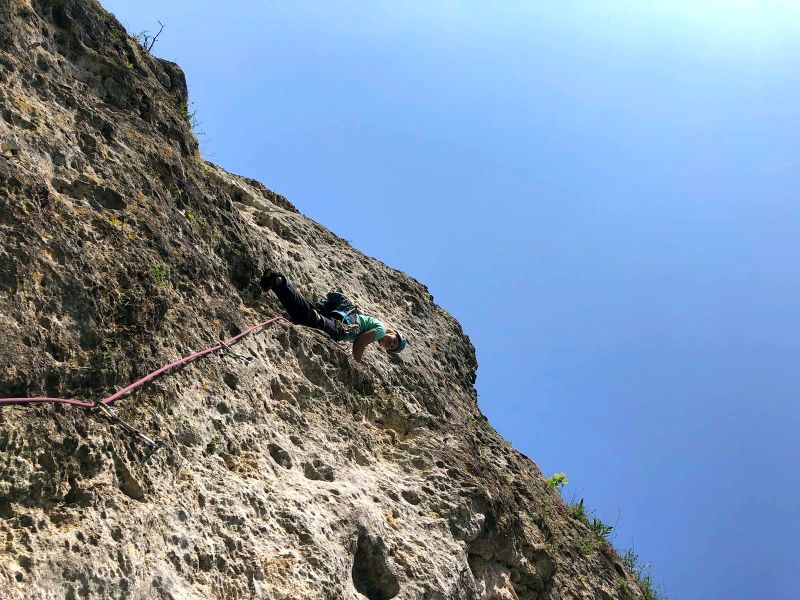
[[352, 330, 376, 363]]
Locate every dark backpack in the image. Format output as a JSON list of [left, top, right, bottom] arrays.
[[314, 291, 358, 324]]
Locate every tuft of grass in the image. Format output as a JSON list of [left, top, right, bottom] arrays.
[[436, 305, 453, 319], [567, 497, 589, 523], [173, 95, 202, 134], [576, 534, 599, 556], [168, 184, 183, 204], [108, 28, 125, 44], [590, 516, 613, 538], [107, 216, 137, 239], [558, 482, 666, 598], [148, 263, 170, 287], [176, 97, 191, 123], [618, 578, 637, 600], [621, 549, 668, 600], [566, 498, 613, 538]]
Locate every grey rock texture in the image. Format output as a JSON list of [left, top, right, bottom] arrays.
[[0, 1, 648, 598]]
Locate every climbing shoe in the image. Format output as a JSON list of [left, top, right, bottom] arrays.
[[260, 270, 285, 291]]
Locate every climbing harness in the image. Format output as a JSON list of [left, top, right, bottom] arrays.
[[0, 315, 291, 452]]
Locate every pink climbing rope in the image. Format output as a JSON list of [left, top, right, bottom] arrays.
[[0, 316, 291, 410]]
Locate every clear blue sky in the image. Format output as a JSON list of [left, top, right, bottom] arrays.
[[104, 2, 800, 598]]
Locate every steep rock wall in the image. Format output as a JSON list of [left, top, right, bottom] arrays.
[[0, 1, 647, 598]]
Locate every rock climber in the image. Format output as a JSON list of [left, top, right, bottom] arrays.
[[260, 270, 407, 362]]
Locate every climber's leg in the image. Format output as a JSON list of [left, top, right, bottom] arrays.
[[261, 271, 344, 340]]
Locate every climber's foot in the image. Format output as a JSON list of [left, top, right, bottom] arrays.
[[260, 270, 286, 291]]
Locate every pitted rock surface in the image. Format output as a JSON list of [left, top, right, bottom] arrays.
[[0, 1, 647, 598]]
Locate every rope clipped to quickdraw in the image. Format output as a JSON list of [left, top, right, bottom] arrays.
[[0, 316, 291, 452], [93, 403, 164, 458]]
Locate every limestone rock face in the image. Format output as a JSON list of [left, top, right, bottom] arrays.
[[0, 2, 646, 598]]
